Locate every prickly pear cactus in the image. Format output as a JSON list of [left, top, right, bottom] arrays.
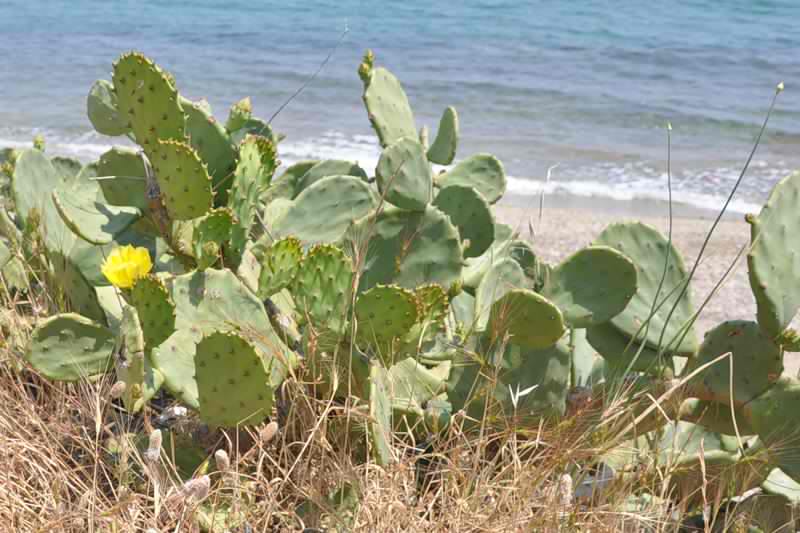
[[368, 361, 394, 465], [257, 236, 303, 298], [432, 185, 495, 258], [434, 154, 506, 204], [586, 322, 672, 375], [151, 139, 213, 220], [747, 171, 800, 343], [195, 331, 273, 427], [541, 246, 637, 329], [295, 159, 367, 194], [116, 305, 164, 413], [86, 79, 130, 137], [192, 208, 234, 269], [487, 289, 565, 350], [427, 106, 459, 165], [355, 284, 418, 355], [130, 274, 176, 350], [291, 244, 353, 330], [95, 147, 148, 209], [52, 188, 140, 245], [360, 51, 417, 148], [474, 258, 525, 331], [150, 329, 199, 409], [25, 314, 115, 381], [181, 96, 237, 199], [375, 137, 432, 211]]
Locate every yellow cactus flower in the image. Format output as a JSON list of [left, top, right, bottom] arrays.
[[101, 245, 152, 289]]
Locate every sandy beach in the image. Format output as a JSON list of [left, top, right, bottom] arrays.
[[496, 194, 799, 375]]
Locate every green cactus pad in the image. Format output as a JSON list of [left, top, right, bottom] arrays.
[[414, 284, 449, 330], [87, 79, 131, 137], [375, 137, 432, 211], [387, 357, 448, 415], [594, 222, 698, 356], [475, 258, 526, 331], [51, 157, 83, 181], [291, 244, 353, 329], [747, 171, 800, 341], [225, 96, 252, 132], [368, 361, 394, 465], [117, 305, 164, 413], [685, 320, 782, 408], [195, 331, 273, 427], [296, 159, 368, 195], [112, 52, 185, 154], [586, 322, 672, 375], [433, 185, 495, 258], [427, 106, 459, 165], [424, 397, 453, 434], [25, 313, 115, 381], [487, 289, 565, 350], [130, 275, 176, 351], [95, 147, 148, 209], [461, 224, 516, 291], [434, 154, 506, 204], [52, 189, 140, 245], [150, 329, 199, 409], [743, 377, 800, 481], [347, 205, 463, 293], [509, 240, 544, 288], [181, 96, 237, 200], [273, 175, 377, 244], [192, 208, 234, 269], [229, 135, 277, 258], [541, 246, 637, 329], [265, 160, 319, 203], [678, 398, 755, 436], [362, 65, 417, 148], [355, 284, 418, 349], [151, 139, 213, 220], [571, 328, 606, 388], [257, 236, 302, 298]]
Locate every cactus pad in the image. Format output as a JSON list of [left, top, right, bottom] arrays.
[[225, 96, 251, 132], [747, 171, 800, 341], [487, 289, 565, 350], [51, 157, 83, 181], [434, 154, 506, 204], [266, 160, 319, 202], [433, 185, 494, 258], [87, 79, 131, 137], [151, 139, 213, 220], [542, 246, 637, 328], [355, 284, 418, 349], [291, 244, 353, 329], [475, 258, 526, 331], [594, 222, 698, 356], [150, 329, 199, 409], [414, 284, 449, 329], [427, 106, 459, 165], [273, 175, 377, 244], [257, 236, 303, 298], [117, 305, 164, 412], [348, 205, 463, 293], [182, 96, 237, 199], [192, 208, 234, 269], [685, 320, 782, 408], [296, 159, 368, 195], [95, 147, 148, 209], [112, 52, 185, 154], [368, 361, 394, 465], [375, 137, 432, 211], [678, 399, 755, 436], [52, 189, 140, 245], [130, 274, 176, 351], [586, 322, 672, 375], [195, 331, 273, 427], [26, 313, 115, 381], [361, 64, 417, 148]]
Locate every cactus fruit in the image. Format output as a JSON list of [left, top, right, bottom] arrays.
[[541, 246, 637, 329], [375, 137, 432, 211], [181, 96, 237, 200], [112, 52, 185, 155], [434, 154, 506, 204], [87, 79, 131, 137], [594, 222, 698, 356], [487, 288, 565, 350], [685, 320, 782, 407], [295, 159, 368, 195], [192, 208, 234, 269], [747, 171, 800, 342], [52, 189, 140, 245], [368, 361, 394, 465], [291, 244, 353, 330], [360, 58, 417, 148], [195, 331, 273, 427], [257, 236, 302, 298], [272, 175, 376, 244], [432, 185, 495, 258], [348, 205, 463, 293], [25, 313, 115, 381], [355, 284, 418, 353], [95, 147, 148, 209], [475, 258, 525, 331], [117, 305, 164, 412], [427, 106, 459, 165], [151, 139, 213, 221], [130, 275, 176, 350], [228, 135, 277, 259]]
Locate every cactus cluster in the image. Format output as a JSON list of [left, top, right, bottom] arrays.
[[7, 49, 800, 518]]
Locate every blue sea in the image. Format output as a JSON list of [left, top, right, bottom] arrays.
[[2, 1, 799, 213]]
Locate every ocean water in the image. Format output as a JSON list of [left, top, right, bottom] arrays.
[[1, 0, 799, 213]]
